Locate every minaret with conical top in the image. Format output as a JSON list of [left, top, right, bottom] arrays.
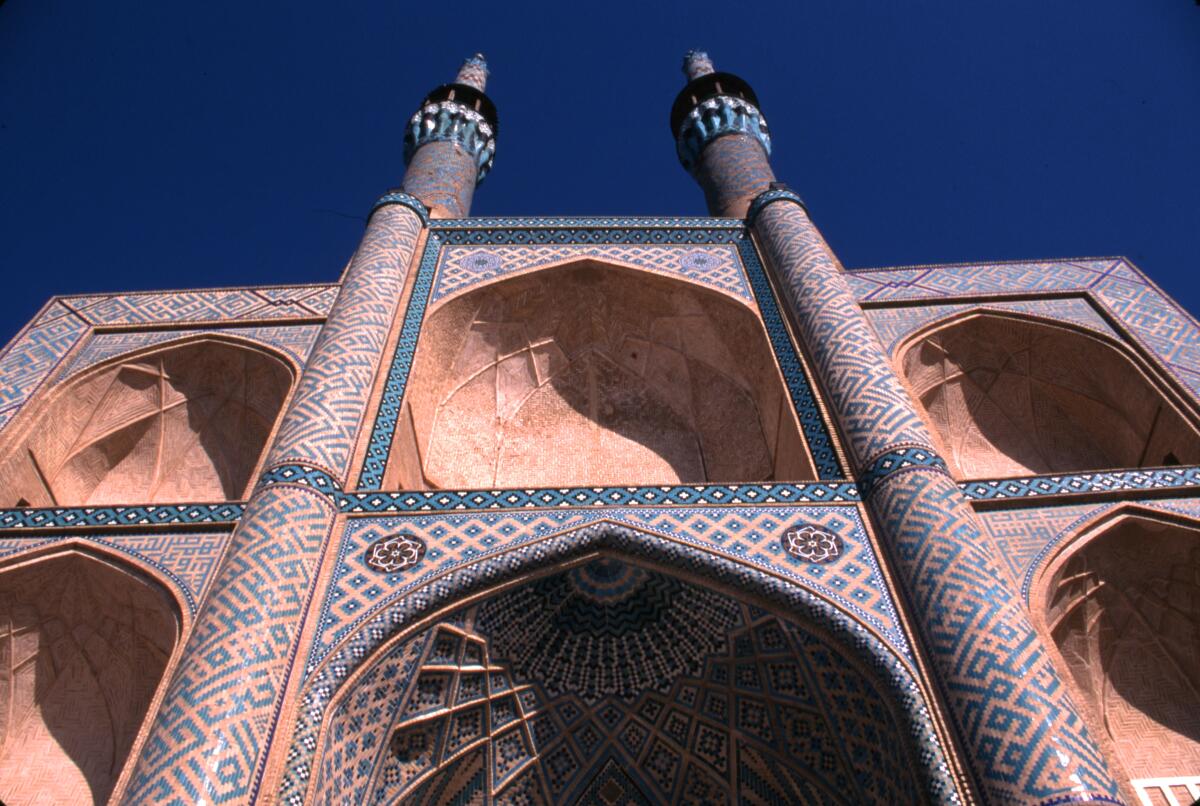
[[119, 56, 496, 805], [672, 51, 1122, 805], [401, 53, 498, 218]]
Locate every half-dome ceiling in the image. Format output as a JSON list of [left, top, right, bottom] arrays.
[[0, 338, 292, 506], [900, 314, 1200, 477], [386, 263, 813, 489]]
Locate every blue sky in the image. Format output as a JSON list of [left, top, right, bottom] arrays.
[[2, 2, 1198, 345]]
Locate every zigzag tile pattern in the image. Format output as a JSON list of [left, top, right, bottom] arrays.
[[870, 470, 1121, 803], [431, 244, 753, 304], [865, 298, 1117, 353], [0, 529, 231, 613], [306, 505, 907, 671], [752, 197, 1120, 803], [269, 205, 423, 480], [280, 520, 956, 805], [848, 258, 1200, 407], [123, 485, 336, 804], [62, 324, 323, 377]]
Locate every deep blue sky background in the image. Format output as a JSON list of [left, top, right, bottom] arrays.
[[2, 2, 1198, 346]]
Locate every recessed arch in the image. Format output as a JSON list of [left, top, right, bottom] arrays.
[[0, 335, 294, 506], [897, 310, 1200, 478], [309, 552, 931, 805], [385, 260, 814, 489], [285, 520, 955, 806], [1034, 507, 1200, 791], [0, 545, 181, 805]]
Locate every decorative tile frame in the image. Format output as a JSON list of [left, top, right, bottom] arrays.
[[0, 528, 234, 615], [357, 217, 846, 489], [0, 283, 336, 433], [849, 257, 1200, 407]]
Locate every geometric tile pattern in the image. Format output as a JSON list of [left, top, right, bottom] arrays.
[[306, 590, 929, 806], [123, 203, 427, 804], [122, 484, 337, 805], [752, 196, 1121, 803], [0, 301, 89, 430], [959, 465, 1200, 501], [0, 529, 232, 614], [0, 284, 333, 437], [864, 297, 1117, 354], [869, 468, 1121, 804], [753, 204, 941, 468], [268, 205, 423, 481], [357, 218, 844, 489], [974, 496, 1200, 601], [282, 517, 952, 806], [61, 323, 323, 377], [308, 505, 909, 672], [430, 243, 753, 304], [849, 257, 1200, 408], [0, 503, 245, 530]]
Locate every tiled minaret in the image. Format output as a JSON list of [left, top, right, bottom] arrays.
[[672, 51, 1121, 805], [401, 53, 498, 219], [120, 57, 494, 805]]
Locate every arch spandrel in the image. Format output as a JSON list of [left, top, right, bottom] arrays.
[[0, 546, 181, 806], [1031, 507, 1200, 801], [279, 514, 957, 805], [304, 555, 939, 805], [0, 336, 294, 507], [896, 310, 1200, 478], [387, 260, 814, 490]]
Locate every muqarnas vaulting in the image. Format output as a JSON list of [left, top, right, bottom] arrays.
[[0, 49, 1197, 806]]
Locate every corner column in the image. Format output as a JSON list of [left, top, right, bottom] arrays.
[[673, 51, 1122, 805], [122, 54, 497, 806]]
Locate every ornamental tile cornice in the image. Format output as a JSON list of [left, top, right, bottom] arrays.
[[676, 94, 771, 174], [404, 99, 497, 184]]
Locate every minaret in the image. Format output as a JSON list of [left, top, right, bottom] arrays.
[[120, 57, 494, 805], [672, 50, 774, 217], [672, 53, 1122, 804], [400, 53, 498, 218]]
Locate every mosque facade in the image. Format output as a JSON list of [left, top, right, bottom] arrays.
[[0, 51, 1197, 805]]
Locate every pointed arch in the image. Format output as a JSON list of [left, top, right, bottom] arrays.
[[387, 260, 814, 489], [895, 310, 1200, 478], [0, 335, 295, 506], [285, 519, 955, 805], [1031, 505, 1200, 793], [0, 544, 182, 805]]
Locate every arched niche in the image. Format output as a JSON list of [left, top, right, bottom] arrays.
[[1040, 512, 1200, 790], [309, 556, 928, 805], [898, 312, 1200, 478], [386, 262, 814, 489], [0, 337, 293, 506], [0, 547, 181, 805]]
